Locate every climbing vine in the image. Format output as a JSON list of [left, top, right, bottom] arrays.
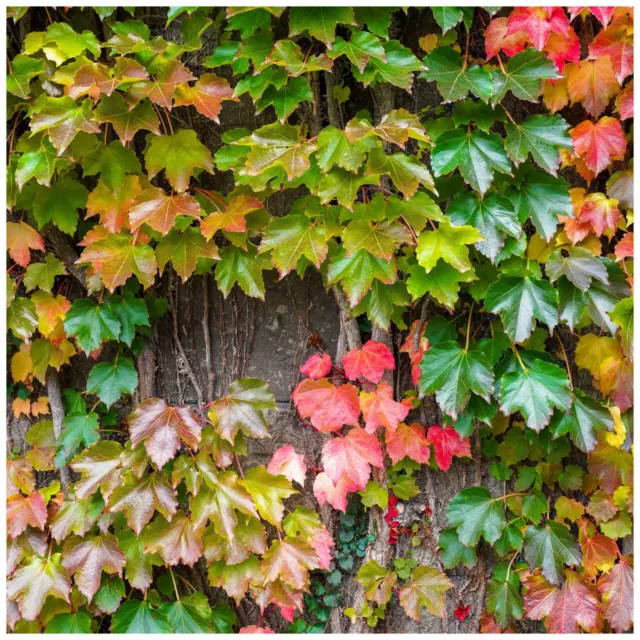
[[6, 5, 634, 634]]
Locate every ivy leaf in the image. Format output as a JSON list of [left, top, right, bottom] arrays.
[[7, 54, 44, 99], [358, 481, 390, 512], [258, 214, 328, 277], [126, 59, 195, 109], [499, 358, 572, 432], [69, 440, 123, 500], [419, 341, 494, 419], [30, 97, 100, 155], [174, 73, 236, 122], [571, 116, 627, 176], [8, 297, 38, 341], [416, 217, 482, 274], [143, 510, 203, 567], [343, 220, 411, 262], [15, 136, 58, 189], [315, 125, 369, 173], [546, 248, 609, 293], [64, 300, 121, 353], [398, 566, 454, 620], [7, 553, 70, 622], [438, 528, 477, 569], [7, 221, 45, 267], [329, 31, 386, 74], [448, 487, 507, 546], [32, 179, 89, 235], [94, 93, 161, 144], [109, 294, 150, 347], [385, 421, 431, 466], [487, 561, 524, 628], [111, 600, 172, 633], [342, 340, 395, 384], [288, 7, 356, 49], [256, 76, 314, 122], [267, 445, 307, 487], [160, 597, 214, 633], [326, 247, 396, 307], [589, 16, 633, 84], [565, 57, 620, 118], [356, 560, 396, 605], [86, 357, 138, 407], [422, 46, 493, 102], [292, 379, 360, 433], [45, 611, 92, 633], [62, 534, 126, 602], [116, 527, 164, 593], [427, 425, 471, 471], [82, 140, 141, 190], [406, 261, 477, 310], [447, 191, 521, 262], [7, 491, 47, 539], [94, 575, 126, 615], [353, 280, 410, 331], [144, 130, 214, 193], [432, 128, 512, 194], [504, 115, 572, 175], [610, 297, 633, 361], [129, 189, 200, 236], [76, 232, 158, 292], [491, 49, 560, 104], [597, 555, 634, 633], [215, 245, 271, 300], [360, 381, 409, 434], [484, 275, 558, 344], [317, 168, 379, 210], [432, 7, 474, 33], [24, 254, 66, 293], [549, 390, 614, 453], [55, 411, 99, 466], [207, 377, 275, 443], [239, 466, 297, 528], [129, 398, 201, 469], [353, 41, 424, 92], [366, 147, 435, 198], [156, 226, 220, 282], [267, 39, 333, 77], [524, 521, 582, 586]]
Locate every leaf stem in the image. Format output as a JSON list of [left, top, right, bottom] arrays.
[[462, 29, 471, 71], [465, 302, 474, 351], [510, 341, 527, 372], [169, 567, 180, 601], [235, 452, 245, 479], [556, 334, 573, 390]]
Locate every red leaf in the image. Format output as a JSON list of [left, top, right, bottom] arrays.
[[523, 573, 559, 621], [580, 193, 622, 237], [267, 445, 307, 486], [454, 603, 471, 622], [359, 381, 409, 434], [240, 626, 274, 634], [569, 7, 615, 27], [506, 7, 570, 50], [292, 378, 360, 433], [543, 27, 580, 73], [399, 319, 429, 387], [545, 571, 601, 633], [342, 340, 395, 384], [313, 472, 359, 512], [299, 352, 332, 379], [7, 492, 47, 539], [589, 13, 633, 84], [597, 555, 634, 632], [309, 527, 334, 571], [581, 534, 619, 576], [321, 427, 384, 489], [616, 81, 633, 120], [385, 422, 431, 465], [484, 17, 529, 61], [571, 117, 627, 176], [615, 232, 633, 261], [427, 425, 471, 472]]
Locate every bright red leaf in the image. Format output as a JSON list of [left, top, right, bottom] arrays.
[[427, 425, 471, 472], [359, 381, 409, 434], [342, 340, 395, 384], [506, 7, 570, 50], [292, 378, 360, 433], [571, 117, 627, 175], [299, 352, 332, 379]]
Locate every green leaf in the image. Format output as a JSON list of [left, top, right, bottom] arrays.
[[486, 562, 523, 628], [55, 412, 100, 467], [352, 40, 423, 91], [491, 49, 560, 104], [156, 227, 220, 283], [419, 341, 494, 419], [358, 481, 389, 511], [94, 575, 126, 615], [353, 280, 410, 331], [431, 7, 474, 32], [499, 358, 572, 432], [15, 136, 58, 190], [94, 93, 161, 144], [343, 220, 411, 261], [227, 8, 272, 36], [258, 214, 328, 277], [354, 7, 392, 39], [82, 141, 141, 190], [64, 300, 121, 353], [447, 486, 507, 546], [366, 147, 435, 198], [484, 275, 558, 344], [215, 245, 271, 300], [160, 598, 214, 633], [356, 560, 397, 606], [432, 128, 512, 195], [211, 603, 238, 633], [32, 179, 89, 235], [583, 259, 631, 334], [288, 7, 356, 49], [504, 115, 572, 176], [111, 600, 172, 633], [523, 521, 582, 586], [546, 248, 609, 293], [109, 295, 150, 347], [45, 610, 92, 634], [447, 191, 521, 261], [611, 297, 633, 360], [317, 168, 379, 210], [522, 489, 548, 523], [256, 76, 313, 122], [329, 31, 387, 73], [421, 46, 493, 102], [549, 390, 614, 453], [452, 99, 506, 133], [326, 247, 396, 307], [24, 254, 66, 293], [416, 217, 482, 274], [438, 528, 477, 569], [406, 261, 476, 310], [86, 357, 138, 407], [144, 130, 213, 193], [8, 297, 38, 341], [315, 125, 368, 173], [7, 54, 44, 99], [239, 465, 297, 528]]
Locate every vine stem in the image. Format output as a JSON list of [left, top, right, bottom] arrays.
[[556, 334, 574, 390], [510, 341, 527, 372], [235, 452, 245, 479], [462, 28, 471, 71], [169, 568, 180, 601], [465, 302, 474, 350]]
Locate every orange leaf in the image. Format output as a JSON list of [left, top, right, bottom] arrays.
[[359, 381, 409, 434], [385, 421, 431, 465], [484, 17, 529, 61], [292, 378, 360, 433], [571, 117, 627, 176], [7, 222, 45, 268], [565, 57, 620, 118], [129, 188, 201, 236], [342, 339, 395, 383]]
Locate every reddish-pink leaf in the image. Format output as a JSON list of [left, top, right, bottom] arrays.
[[615, 232, 633, 261], [544, 570, 600, 633], [267, 445, 307, 487], [427, 425, 471, 472], [240, 626, 274, 634], [309, 527, 334, 571], [580, 193, 622, 237], [589, 13, 633, 84], [616, 81, 633, 120], [299, 352, 332, 379], [174, 73, 237, 122], [128, 398, 202, 468], [126, 59, 196, 109], [292, 378, 360, 433], [313, 471, 359, 512], [454, 603, 471, 622], [342, 340, 395, 384], [571, 117, 627, 176], [569, 7, 615, 27], [322, 427, 384, 489], [7, 491, 47, 539], [399, 319, 429, 387], [597, 555, 633, 632], [543, 28, 580, 73], [359, 381, 409, 434], [506, 7, 570, 50], [385, 422, 431, 466], [484, 17, 529, 60], [582, 534, 619, 576], [523, 573, 559, 621]]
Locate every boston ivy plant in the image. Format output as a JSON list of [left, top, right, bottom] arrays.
[[6, 5, 634, 634]]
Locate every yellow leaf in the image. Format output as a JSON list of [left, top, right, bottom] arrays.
[[12, 397, 31, 418], [575, 334, 623, 380], [604, 406, 626, 448]]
